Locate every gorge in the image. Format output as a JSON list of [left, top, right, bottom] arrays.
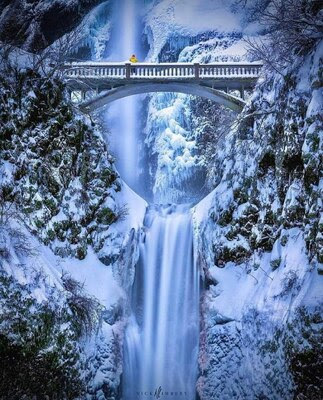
[[0, 1, 322, 400]]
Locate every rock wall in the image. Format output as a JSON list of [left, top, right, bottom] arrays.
[[0, 46, 146, 399], [143, 1, 251, 203], [192, 40, 323, 400], [0, 0, 109, 52]]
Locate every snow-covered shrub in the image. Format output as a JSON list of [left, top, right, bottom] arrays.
[[62, 272, 102, 337], [0, 50, 123, 260], [0, 270, 85, 399], [270, 257, 281, 270], [193, 24, 322, 400], [0, 224, 37, 264], [245, 0, 322, 72], [191, 97, 236, 189], [285, 306, 323, 400], [278, 270, 301, 297], [200, 36, 322, 271], [0, 183, 38, 262]]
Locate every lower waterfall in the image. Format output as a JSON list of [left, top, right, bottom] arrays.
[[123, 204, 200, 400]]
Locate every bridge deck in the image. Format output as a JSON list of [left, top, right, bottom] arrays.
[[64, 61, 262, 85]]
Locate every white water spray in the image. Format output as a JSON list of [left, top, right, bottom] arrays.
[[123, 205, 200, 399]]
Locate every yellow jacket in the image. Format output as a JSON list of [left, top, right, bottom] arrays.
[[129, 56, 138, 63]]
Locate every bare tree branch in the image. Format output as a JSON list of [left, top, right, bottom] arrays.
[[244, 0, 322, 72]]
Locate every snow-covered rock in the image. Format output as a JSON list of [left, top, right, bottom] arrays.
[[192, 39, 323, 400], [0, 0, 109, 52], [143, 1, 255, 203]]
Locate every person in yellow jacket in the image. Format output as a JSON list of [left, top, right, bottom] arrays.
[[129, 54, 138, 63]]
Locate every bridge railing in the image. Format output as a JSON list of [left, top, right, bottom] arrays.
[[63, 62, 263, 80]]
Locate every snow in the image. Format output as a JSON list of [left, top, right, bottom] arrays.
[[195, 224, 314, 364], [59, 248, 124, 309], [306, 88, 323, 117], [144, 0, 242, 61], [179, 37, 248, 63], [0, 45, 33, 69], [41, 179, 147, 310], [113, 180, 147, 232], [142, 0, 258, 204], [189, 38, 323, 399], [32, 287, 48, 303], [49, 1, 112, 61], [1, 223, 62, 297], [192, 184, 220, 225], [0, 161, 14, 183], [282, 179, 303, 217], [303, 264, 323, 308], [145, 92, 201, 202]]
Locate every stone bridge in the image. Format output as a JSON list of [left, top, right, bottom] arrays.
[[63, 61, 263, 112]]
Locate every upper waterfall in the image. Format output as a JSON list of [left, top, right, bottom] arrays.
[[103, 0, 148, 195]]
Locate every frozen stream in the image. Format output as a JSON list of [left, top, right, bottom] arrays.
[[123, 204, 200, 399]]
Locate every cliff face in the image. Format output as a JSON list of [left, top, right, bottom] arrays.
[[0, 47, 146, 399], [0, 51, 125, 262], [0, 0, 108, 52], [142, 0, 250, 203], [192, 40, 322, 400]]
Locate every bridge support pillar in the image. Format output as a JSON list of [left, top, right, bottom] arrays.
[[126, 63, 131, 79], [194, 63, 200, 79], [240, 86, 245, 100]]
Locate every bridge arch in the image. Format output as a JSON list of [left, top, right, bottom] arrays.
[[65, 62, 263, 113], [76, 82, 245, 113]]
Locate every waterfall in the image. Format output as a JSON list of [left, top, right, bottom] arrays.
[[99, 1, 200, 397], [123, 205, 200, 399], [104, 0, 146, 191]]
